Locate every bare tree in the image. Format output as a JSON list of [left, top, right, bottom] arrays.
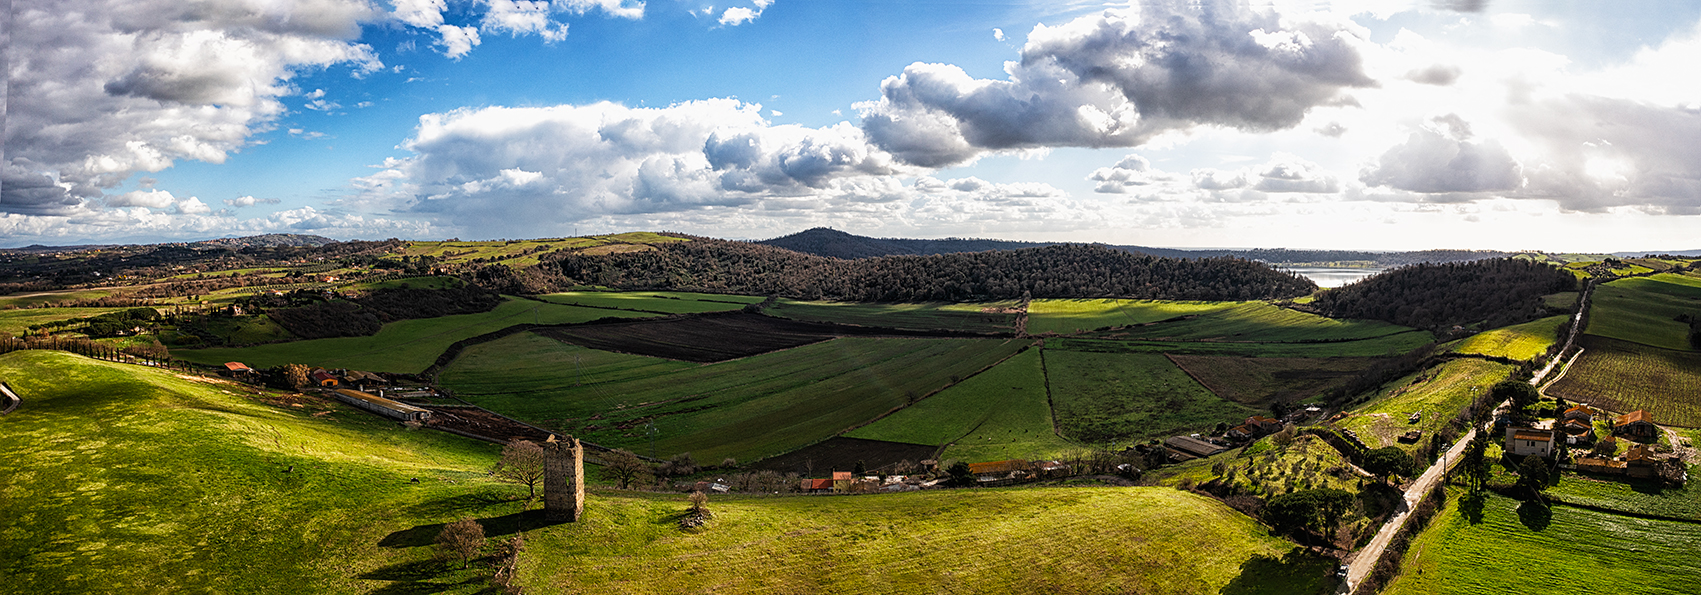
[[602, 448, 652, 489], [435, 517, 486, 569], [688, 491, 709, 516], [490, 440, 548, 503]]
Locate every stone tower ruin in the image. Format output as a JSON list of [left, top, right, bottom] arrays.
[[544, 435, 584, 522]]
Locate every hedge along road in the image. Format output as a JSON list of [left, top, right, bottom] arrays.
[[1345, 281, 1594, 593]]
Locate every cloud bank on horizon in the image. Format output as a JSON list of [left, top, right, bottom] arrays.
[[4, 0, 1701, 251]]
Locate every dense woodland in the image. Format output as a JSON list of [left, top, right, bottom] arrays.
[[548, 237, 1317, 302], [1308, 259, 1576, 330], [265, 286, 502, 339]]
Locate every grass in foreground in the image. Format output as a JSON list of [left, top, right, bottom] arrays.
[[519, 487, 1333, 595], [1045, 350, 1257, 445], [846, 347, 1077, 463], [0, 350, 512, 594], [174, 298, 657, 373], [1447, 315, 1567, 361], [767, 299, 1020, 334], [1546, 335, 1701, 427], [1385, 491, 1701, 595], [1339, 358, 1513, 452]]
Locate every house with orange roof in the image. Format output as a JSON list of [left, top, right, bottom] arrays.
[[1613, 410, 1660, 442]]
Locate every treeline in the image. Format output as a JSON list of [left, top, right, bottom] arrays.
[[547, 239, 1317, 302], [266, 286, 502, 340], [1309, 259, 1576, 330]]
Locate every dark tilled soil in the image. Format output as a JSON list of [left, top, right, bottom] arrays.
[[423, 406, 554, 443], [536, 311, 988, 363], [752, 437, 936, 476]]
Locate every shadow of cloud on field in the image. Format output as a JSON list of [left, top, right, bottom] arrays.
[[1219, 547, 1337, 595], [380, 508, 569, 549]]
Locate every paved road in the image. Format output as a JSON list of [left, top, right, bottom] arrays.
[[1343, 427, 1475, 592]]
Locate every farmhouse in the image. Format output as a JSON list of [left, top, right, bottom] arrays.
[[1505, 427, 1555, 458], [832, 471, 853, 492], [799, 478, 834, 493], [969, 460, 1032, 486], [1560, 417, 1595, 445], [331, 389, 432, 422], [1614, 410, 1660, 442], [222, 362, 254, 377], [310, 369, 339, 387], [1563, 405, 1597, 423], [1165, 436, 1228, 461]]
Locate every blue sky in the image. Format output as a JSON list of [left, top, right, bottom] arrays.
[[6, 1, 1701, 251]]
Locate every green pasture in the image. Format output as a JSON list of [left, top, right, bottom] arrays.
[[1385, 492, 1701, 595], [1542, 291, 1579, 309], [439, 332, 1028, 462], [1545, 336, 1701, 427], [0, 289, 115, 309], [0, 350, 512, 594], [1447, 315, 1566, 361], [1026, 299, 1238, 335], [520, 487, 1333, 595], [354, 276, 463, 290], [767, 299, 1020, 334], [1168, 355, 1379, 406], [1050, 330, 1432, 358], [1546, 466, 1701, 521], [1090, 302, 1414, 343], [1045, 351, 1257, 445], [1339, 358, 1514, 452], [536, 290, 761, 314], [0, 307, 135, 337], [846, 348, 1076, 463], [174, 298, 656, 373], [1586, 273, 1701, 351]]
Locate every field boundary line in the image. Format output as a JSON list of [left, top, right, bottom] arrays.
[[835, 340, 1031, 437], [1039, 344, 1064, 441]]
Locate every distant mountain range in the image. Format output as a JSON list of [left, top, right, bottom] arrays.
[[756, 228, 1514, 267]]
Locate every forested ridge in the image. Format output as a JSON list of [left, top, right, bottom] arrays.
[[548, 237, 1316, 302], [1308, 259, 1576, 330]]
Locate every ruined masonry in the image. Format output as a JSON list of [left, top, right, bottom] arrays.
[[544, 436, 584, 522]]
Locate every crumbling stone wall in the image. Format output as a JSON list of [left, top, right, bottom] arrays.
[[544, 436, 584, 522]]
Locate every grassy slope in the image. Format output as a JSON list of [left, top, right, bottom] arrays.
[[1339, 359, 1513, 452], [536, 291, 762, 314], [0, 307, 133, 337], [438, 332, 1027, 462], [1045, 350, 1257, 445], [0, 289, 115, 309], [1587, 273, 1701, 351], [1386, 492, 1701, 595], [846, 348, 1077, 463], [1447, 315, 1566, 361], [768, 299, 1020, 334], [173, 298, 658, 373], [1094, 302, 1413, 343], [0, 350, 513, 594], [1026, 299, 1238, 335], [520, 487, 1332, 595]]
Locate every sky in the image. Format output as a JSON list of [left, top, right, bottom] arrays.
[[5, 0, 1701, 252]]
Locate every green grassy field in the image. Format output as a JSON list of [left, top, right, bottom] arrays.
[[0, 350, 514, 594], [439, 332, 1028, 462], [1385, 492, 1701, 594], [1447, 315, 1566, 361], [1586, 273, 1701, 351], [768, 299, 1020, 334], [1167, 355, 1377, 406], [0, 307, 135, 337], [396, 232, 689, 267], [1545, 335, 1701, 427], [1045, 350, 1257, 445], [1542, 291, 1579, 309], [0, 289, 116, 309], [1546, 466, 1701, 521], [536, 291, 762, 314], [846, 348, 1077, 463], [1152, 434, 1363, 496], [519, 487, 1334, 595], [1026, 299, 1238, 335], [1091, 302, 1414, 343], [1050, 331, 1432, 358], [174, 298, 657, 373], [1339, 358, 1514, 452]]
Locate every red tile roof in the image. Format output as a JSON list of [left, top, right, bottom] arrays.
[[801, 478, 833, 490], [831, 471, 852, 481], [223, 362, 251, 371], [1617, 410, 1653, 425]]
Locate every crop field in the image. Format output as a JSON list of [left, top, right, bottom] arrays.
[[1167, 355, 1376, 406], [1545, 335, 1701, 427], [1026, 299, 1239, 335], [1546, 466, 1701, 521], [847, 348, 1077, 463], [1385, 492, 1701, 594], [536, 290, 761, 314], [767, 299, 1020, 334], [0, 307, 135, 337], [1338, 358, 1514, 451], [0, 350, 513, 594], [1050, 330, 1432, 358], [1585, 273, 1701, 351], [536, 311, 982, 362], [1045, 351, 1257, 445], [519, 487, 1334, 595], [1447, 315, 1566, 361], [1090, 302, 1414, 343], [439, 332, 1028, 462], [0, 288, 116, 309], [174, 298, 657, 373]]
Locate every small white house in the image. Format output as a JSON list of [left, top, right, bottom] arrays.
[[1505, 427, 1555, 458]]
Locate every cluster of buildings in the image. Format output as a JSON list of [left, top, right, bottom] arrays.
[[1504, 406, 1684, 482]]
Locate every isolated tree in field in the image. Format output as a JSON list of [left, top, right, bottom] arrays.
[[1490, 380, 1539, 412], [687, 491, 709, 516], [1460, 434, 1490, 492], [435, 517, 486, 569], [1363, 447, 1415, 482], [490, 440, 547, 503], [602, 449, 652, 489], [1517, 454, 1552, 499]]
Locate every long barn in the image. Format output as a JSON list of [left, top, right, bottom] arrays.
[[331, 389, 432, 422]]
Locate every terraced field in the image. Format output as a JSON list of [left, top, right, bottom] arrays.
[[1447, 315, 1566, 361], [174, 298, 655, 373], [847, 348, 1076, 463], [1027, 299, 1238, 335], [439, 332, 1027, 462], [1339, 358, 1513, 452], [1586, 273, 1701, 351], [1386, 493, 1701, 594], [1545, 335, 1701, 427], [1045, 350, 1256, 445], [767, 299, 1020, 334]]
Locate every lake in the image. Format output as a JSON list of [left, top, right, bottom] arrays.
[[1283, 267, 1385, 289]]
